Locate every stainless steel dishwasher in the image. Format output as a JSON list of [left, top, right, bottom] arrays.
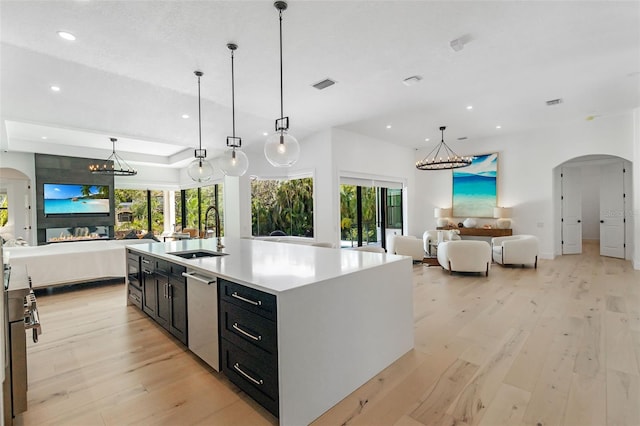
[[182, 270, 219, 371]]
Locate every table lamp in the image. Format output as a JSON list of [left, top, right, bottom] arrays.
[[434, 207, 451, 228], [493, 207, 513, 229]]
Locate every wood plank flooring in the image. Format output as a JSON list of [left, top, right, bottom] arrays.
[[14, 241, 640, 425]]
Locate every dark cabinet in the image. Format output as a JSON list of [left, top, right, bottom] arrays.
[[141, 257, 157, 317], [169, 274, 187, 344], [219, 278, 279, 417], [140, 254, 187, 345], [127, 250, 142, 308]]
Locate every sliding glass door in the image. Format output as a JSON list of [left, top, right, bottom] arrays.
[[340, 180, 403, 249]]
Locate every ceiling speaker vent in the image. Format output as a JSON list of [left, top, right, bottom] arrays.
[[546, 98, 563, 106], [312, 78, 336, 90], [457, 137, 468, 141]]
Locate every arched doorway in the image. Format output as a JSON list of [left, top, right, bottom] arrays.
[[0, 168, 32, 242], [553, 155, 633, 259]]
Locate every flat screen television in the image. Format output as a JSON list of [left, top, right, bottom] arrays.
[[43, 184, 110, 216]]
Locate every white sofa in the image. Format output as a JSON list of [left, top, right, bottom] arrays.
[[5, 239, 150, 288], [437, 240, 491, 276], [491, 235, 539, 268], [423, 229, 461, 256], [390, 235, 424, 262]]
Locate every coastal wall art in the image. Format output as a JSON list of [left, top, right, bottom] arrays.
[[452, 153, 497, 218]]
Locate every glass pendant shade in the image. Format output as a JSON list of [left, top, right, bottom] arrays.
[[265, 130, 300, 167], [218, 148, 249, 177], [187, 157, 214, 183]]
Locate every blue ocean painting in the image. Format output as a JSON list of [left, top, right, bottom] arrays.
[[452, 153, 497, 218]]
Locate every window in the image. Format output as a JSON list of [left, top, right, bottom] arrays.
[[386, 188, 403, 229], [251, 176, 313, 237], [149, 190, 164, 235], [0, 193, 7, 227], [201, 184, 224, 236], [114, 189, 148, 234]]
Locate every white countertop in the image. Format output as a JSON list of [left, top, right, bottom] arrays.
[[126, 237, 407, 294]]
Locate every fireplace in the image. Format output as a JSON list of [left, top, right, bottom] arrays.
[[46, 226, 110, 243]]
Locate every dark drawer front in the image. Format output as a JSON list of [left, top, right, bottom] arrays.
[[220, 301, 277, 357], [154, 259, 169, 275], [219, 279, 276, 321], [141, 257, 154, 274], [221, 339, 279, 417], [127, 250, 139, 263], [128, 285, 143, 309], [169, 262, 185, 278]]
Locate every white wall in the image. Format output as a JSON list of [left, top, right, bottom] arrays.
[[634, 108, 640, 269], [116, 164, 181, 190], [0, 152, 36, 244], [414, 112, 636, 260]]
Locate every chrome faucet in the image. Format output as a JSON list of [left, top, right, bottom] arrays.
[[204, 205, 224, 251]]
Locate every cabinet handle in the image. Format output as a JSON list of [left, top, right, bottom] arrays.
[[164, 283, 168, 298], [231, 292, 262, 306], [168, 284, 172, 299], [233, 363, 263, 386], [143, 269, 153, 275], [232, 322, 262, 341], [182, 272, 216, 285], [142, 259, 150, 265]]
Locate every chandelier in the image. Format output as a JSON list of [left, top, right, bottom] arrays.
[[89, 137, 137, 176], [416, 126, 472, 170]]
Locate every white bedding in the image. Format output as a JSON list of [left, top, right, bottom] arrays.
[[5, 239, 151, 288]]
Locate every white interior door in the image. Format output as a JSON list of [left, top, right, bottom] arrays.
[[599, 162, 625, 258], [562, 167, 582, 254]]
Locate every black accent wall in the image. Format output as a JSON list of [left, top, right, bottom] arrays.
[[35, 154, 115, 244]]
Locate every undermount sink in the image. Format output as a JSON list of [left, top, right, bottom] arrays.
[[167, 250, 227, 259]]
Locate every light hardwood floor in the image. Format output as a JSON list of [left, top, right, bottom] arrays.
[[15, 240, 640, 426]]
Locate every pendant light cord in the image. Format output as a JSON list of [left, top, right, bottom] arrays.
[[231, 49, 236, 139], [279, 8, 284, 121], [197, 73, 202, 151]]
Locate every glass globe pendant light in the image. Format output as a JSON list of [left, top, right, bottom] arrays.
[[218, 43, 249, 177], [187, 70, 215, 182], [264, 0, 300, 167]]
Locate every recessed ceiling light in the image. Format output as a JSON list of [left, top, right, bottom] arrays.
[[466, 105, 473, 110], [57, 31, 76, 41], [181, 114, 189, 119], [424, 138, 430, 142], [263, 132, 269, 136], [496, 125, 502, 129], [386, 125, 392, 129], [50, 85, 60, 92], [41, 136, 47, 140]]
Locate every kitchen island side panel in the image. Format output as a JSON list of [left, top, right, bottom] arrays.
[[276, 257, 414, 426]]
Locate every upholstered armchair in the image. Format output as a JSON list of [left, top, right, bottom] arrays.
[[422, 229, 461, 256], [437, 240, 491, 276], [390, 235, 424, 262], [491, 235, 539, 268]]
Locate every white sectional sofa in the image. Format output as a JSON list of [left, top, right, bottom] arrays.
[[5, 239, 150, 288]]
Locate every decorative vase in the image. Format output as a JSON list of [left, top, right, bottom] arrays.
[[463, 218, 477, 228]]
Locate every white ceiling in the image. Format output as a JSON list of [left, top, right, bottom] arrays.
[[1, 1, 639, 168]]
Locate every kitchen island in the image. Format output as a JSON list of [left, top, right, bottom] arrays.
[[126, 237, 414, 426]]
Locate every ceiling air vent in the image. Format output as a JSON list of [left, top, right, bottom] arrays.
[[312, 78, 336, 90], [546, 98, 563, 106], [457, 137, 468, 141]]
